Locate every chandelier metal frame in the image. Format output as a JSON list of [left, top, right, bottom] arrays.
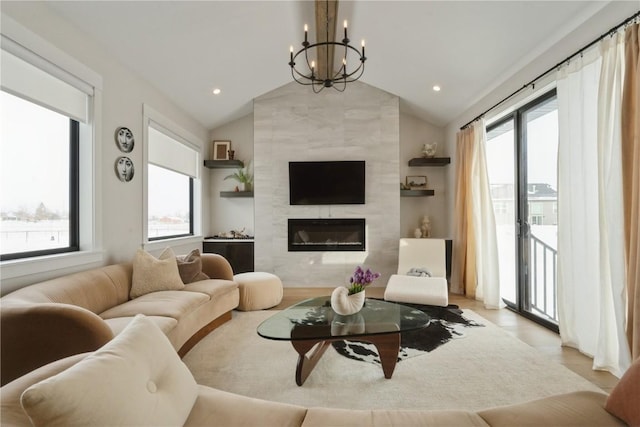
[[288, 2, 366, 93]]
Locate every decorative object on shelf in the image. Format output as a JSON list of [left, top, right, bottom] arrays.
[[115, 156, 134, 182], [406, 175, 427, 189], [228, 149, 235, 160], [414, 228, 422, 238], [115, 127, 134, 153], [224, 161, 253, 191], [400, 182, 410, 190], [288, 0, 366, 93], [213, 228, 251, 239], [212, 140, 231, 160], [330, 266, 380, 315], [422, 142, 437, 158], [420, 215, 432, 238]]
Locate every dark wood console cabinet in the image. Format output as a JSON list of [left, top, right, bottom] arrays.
[[203, 240, 254, 274]]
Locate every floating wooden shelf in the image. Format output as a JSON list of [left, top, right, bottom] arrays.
[[204, 159, 245, 169], [408, 157, 451, 167], [220, 191, 253, 198], [401, 189, 435, 197]]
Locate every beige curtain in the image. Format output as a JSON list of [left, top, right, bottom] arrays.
[[622, 22, 640, 361], [452, 126, 477, 296]]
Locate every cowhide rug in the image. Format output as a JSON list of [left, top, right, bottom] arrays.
[[332, 301, 483, 365]]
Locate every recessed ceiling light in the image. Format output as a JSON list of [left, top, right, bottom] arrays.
[[212, 88, 221, 95], [432, 85, 441, 92]]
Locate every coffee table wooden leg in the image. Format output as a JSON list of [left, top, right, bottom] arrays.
[[291, 339, 331, 386], [368, 333, 401, 379]]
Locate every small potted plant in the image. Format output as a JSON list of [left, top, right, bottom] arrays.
[[224, 161, 253, 192]]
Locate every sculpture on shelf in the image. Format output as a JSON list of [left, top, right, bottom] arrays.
[[420, 215, 432, 238], [422, 142, 437, 158], [414, 228, 422, 238]]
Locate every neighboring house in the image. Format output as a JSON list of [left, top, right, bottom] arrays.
[[491, 183, 557, 226]]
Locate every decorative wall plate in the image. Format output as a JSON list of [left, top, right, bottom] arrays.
[[115, 126, 134, 153], [115, 156, 134, 182]]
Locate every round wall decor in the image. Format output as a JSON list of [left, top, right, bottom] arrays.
[[115, 156, 134, 182], [115, 126, 134, 153]]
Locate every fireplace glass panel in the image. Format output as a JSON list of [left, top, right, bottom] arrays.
[[288, 219, 365, 252]]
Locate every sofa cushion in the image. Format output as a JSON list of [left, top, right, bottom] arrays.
[[100, 290, 209, 320], [302, 407, 489, 427], [177, 249, 210, 284], [20, 315, 198, 427], [605, 356, 640, 426], [183, 278, 238, 299], [130, 248, 184, 298], [477, 391, 625, 427], [184, 385, 307, 427]]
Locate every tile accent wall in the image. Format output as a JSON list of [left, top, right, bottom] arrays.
[[253, 81, 400, 287]]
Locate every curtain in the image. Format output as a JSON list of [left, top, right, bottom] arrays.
[[452, 121, 502, 308], [557, 33, 631, 377], [622, 22, 640, 361], [452, 126, 476, 296], [597, 31, 631, 374]]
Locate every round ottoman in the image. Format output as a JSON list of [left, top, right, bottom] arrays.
[[233, 272, 283, 311]]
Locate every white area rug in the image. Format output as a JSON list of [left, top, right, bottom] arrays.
[[182, 309, 601, 411]]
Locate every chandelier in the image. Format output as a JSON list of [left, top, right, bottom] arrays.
[[288, 0, 366, 93]]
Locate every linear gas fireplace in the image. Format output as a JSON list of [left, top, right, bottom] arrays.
[[288, 218, 365, 252]]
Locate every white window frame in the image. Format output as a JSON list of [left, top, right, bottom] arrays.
[[142, 104, 203, 252], [0, 16, 103, 292]]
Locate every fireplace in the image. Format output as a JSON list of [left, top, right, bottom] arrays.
[[288, 218, 365, 252]]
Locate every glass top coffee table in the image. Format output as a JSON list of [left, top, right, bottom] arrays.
[[257, 296, 430, 386]]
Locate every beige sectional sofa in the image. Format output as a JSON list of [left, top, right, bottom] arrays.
[[2, 315, 637, 427], [0, 252, 239, 386]]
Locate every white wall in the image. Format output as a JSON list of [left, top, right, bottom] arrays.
[[208, 114, 255, 237], [399, 114, 447, 238], [1, 2, 210, 293], [253, 81, 401, 287], [208, 111, 447, 242]]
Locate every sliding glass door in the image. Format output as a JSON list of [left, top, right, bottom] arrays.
[[486, 90, 559, 331]]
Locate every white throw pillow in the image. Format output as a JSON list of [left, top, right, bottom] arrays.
[[21, 315, 198, 427], [130, 247, 184, 298]]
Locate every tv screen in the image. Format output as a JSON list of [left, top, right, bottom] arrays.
[[289, 161, 365, 205]]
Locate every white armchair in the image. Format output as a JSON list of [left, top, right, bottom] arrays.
[[383, 238, 449, 307]]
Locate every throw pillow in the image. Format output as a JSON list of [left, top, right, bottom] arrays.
[[176, 249, 210, 284], [20, 315, 198, 427], [605, 356, 640, 425], [130, 247, 184, 298]]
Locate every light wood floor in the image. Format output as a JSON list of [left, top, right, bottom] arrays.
[[272, 287, 619, 393]]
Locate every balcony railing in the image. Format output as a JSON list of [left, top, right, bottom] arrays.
[[530, 233, 558, 322]]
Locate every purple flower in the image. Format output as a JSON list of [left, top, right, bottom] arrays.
[[348, 266, 380, 294]]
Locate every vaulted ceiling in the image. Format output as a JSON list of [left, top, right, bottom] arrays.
[[44, 1, 637, 130]]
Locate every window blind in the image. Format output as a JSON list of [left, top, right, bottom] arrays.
[[0, 48, 88, 123], [148, 124, 199, 179]]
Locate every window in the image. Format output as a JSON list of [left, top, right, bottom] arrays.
[[148, 164, 193, 240], [0, 41, 93, 261], [146, 120, 200, 242], [0, 91, 79, 260]]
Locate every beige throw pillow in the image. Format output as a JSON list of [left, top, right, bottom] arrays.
[[605, 356, 640, 426], [176, 249, 210, 284], [130, 247, 184, 298], [20, 315, 198, 427]]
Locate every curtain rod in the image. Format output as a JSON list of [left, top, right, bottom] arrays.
[[460, 9, 640, 131]]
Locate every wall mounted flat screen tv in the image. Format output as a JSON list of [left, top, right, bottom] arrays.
[[289, 160, 365, 205]]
